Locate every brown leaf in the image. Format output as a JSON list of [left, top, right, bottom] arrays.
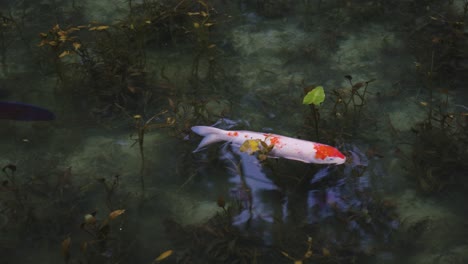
[[61, 237, 71, 261], [89, 25, 109, 31], [109, 209, 125, 220], [58, 51, 71, 58], [322, 247, 330, 256], [154, 250, 173, 262], [352, 82, 364, 91], [72, 42, 81, 50], [217, 196, 225, 208], [80, 241, 88, 253]]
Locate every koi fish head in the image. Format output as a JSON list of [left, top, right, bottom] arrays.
[[313, 144, 346, 165]]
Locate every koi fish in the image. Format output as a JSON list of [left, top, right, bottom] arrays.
[[191, 126, 346, 165]]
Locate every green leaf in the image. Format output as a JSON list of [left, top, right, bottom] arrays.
[[302, 86, 325, 106]]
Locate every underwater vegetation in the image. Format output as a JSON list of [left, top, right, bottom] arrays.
[[1, 0, 468, 263]]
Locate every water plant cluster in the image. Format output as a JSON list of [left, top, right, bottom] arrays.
[[0, 0, 467, 263]]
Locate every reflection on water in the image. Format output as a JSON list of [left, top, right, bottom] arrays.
[[196, 130, 400, 259]]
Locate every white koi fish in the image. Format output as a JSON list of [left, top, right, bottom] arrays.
[[191, 126, 346, 165]]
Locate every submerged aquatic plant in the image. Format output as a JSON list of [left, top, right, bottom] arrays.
[[131, 111, 174, 193]]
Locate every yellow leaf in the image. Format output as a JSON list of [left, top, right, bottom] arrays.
[[48, 41, 58, 46], [193, 22, 200, 28], [39, 32, 47, 38], [89, 25, 109, 31], [197, 0, 209, 8], [204, 22, 214, 27], [109, 209, 125, 220], [59, 35, 67, 42], [322, 247, 330, 256], [201, 11, 208, 17], [420, 101, 428, 106], [58, 51, 71, 58], [187, 12, 200, 16], [207, 44, 216, 48], [154, 250, 173, 262], [73, 42, 81, 50], [66, 27, 80, 33], [96, 25, 109, 30], [145, 20, 151, 24], [130, 24, 135, 30], [240, 139, 260, 154], [294, 261, 303, 264], [280, 251, 290, 258]]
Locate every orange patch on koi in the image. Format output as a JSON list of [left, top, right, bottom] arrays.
[[270, 136, 280, 145], [314, 144, 344, 160], [227, 131, 239, 137]]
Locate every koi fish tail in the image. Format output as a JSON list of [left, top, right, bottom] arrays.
[[191, 126, 227, 152]]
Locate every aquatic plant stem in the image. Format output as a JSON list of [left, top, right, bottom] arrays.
[[310, 105, 320, 140], [133, 111, 171, 194]]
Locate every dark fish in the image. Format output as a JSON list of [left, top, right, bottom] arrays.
[[0, 101, 55, 121]]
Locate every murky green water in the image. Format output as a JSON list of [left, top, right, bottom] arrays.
[[1, 0, 468, 263]]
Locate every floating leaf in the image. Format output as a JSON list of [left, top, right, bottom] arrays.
[[109, 209, 125, 220], [239, 139, 260, 154], [154, 250, 173, 262], [303, 86, 325, 106]]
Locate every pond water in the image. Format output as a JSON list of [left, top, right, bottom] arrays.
[[1, 0, 468, 263]]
